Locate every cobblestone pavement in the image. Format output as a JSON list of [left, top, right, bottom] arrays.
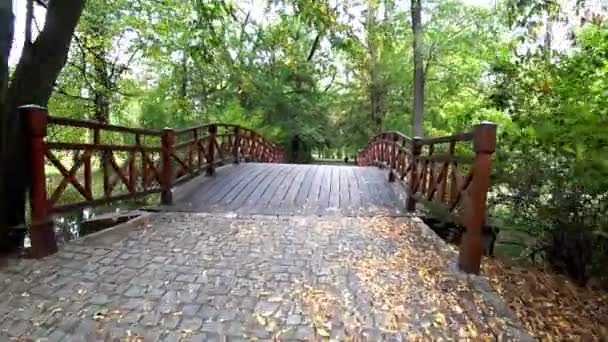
[[0, 213, 530, 341]]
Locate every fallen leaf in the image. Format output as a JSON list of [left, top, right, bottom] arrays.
[[317, 327, 330, 337], [255, 314, 267, 326]]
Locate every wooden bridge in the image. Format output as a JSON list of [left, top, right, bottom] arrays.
[[1, 106, 527, 340]]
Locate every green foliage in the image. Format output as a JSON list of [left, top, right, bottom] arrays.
[[490, 23, 608, 285], [45, 0, 607, 285]]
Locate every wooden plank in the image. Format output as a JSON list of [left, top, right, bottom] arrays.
[[304, 166, 327, 214], [338, 167, 350, 210], [328, 166, 340, 210], [294, 165, 317, 209], [203, 164, 264, 205], [279, 165, 312, 212], [304, 165, 325, 214], [265, 165, 300, 213], [369, 168, 399, 210], [226, 164, 277, 210], [251, 164, 293, 214], [345, 167, 362, 211], [48, 116, 162, 136], [215, 164, 267, 206], [353, 167, 372, 210], [185, 163, 253, 205], [239, 162, 286, 213], [361, 167, 388, 211], [316, 166, 333, 214], [47, 142, 161, 152]]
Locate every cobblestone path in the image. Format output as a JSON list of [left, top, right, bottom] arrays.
[[0, 213, 529, 341]]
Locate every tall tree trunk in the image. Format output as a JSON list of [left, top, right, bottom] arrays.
[[367, 1, 384, 135], [0, 0, 85, 246], [0, 0, 14, 251], [0, 1, 12, 110], [544, 13, 552, 63], [411, 0, 425, 137], [180, 52, 188, 100], [92, 49, 111, 123]]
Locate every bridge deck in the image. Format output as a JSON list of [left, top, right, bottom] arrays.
[[173, 163, 405, 216], [0, 163, 528, 340]]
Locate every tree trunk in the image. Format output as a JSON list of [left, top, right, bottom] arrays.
[[0, 0, 14, 251], [544, 14, 552, 63], [367, 1, 384, 135], [411, 0, 425, 137], [0, 0, 85, 246], [0, 1, 12, 110], [92, 46, 111, 123]]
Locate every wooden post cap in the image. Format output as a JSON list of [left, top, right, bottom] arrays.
[[20, 105, 48, 137], [473, 121, 497, 153]]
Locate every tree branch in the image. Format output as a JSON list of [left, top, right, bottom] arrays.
[[25, 0, 33, 45], [33, 0, 47, 8], [323, 70, 337, 93], [70, 34, 96, 91], [307, 32, 322, 62], [54, 85, 92, 102]]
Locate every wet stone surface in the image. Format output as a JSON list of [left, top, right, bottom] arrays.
[[0, 213, 530, 340]]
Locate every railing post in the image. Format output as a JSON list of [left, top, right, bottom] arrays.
[[388, 134, 398, 182], [194, 129, 202, 170], [378, 134, 384, 168], [206, 124, 217, 176], [459, 122, 497, 274], [84, 147, 92, 198], [406, 137, 421, 212], [21, 105, 57, 258], [161, 128, 175, 205], [189, 130, 195, 171], [382, 134, 388, 167], [233, 126, 240, 164]]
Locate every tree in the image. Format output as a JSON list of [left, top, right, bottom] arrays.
[[0, 0, 85, 250], [411, 0, 424, 137], [53, 0, 143, 124]]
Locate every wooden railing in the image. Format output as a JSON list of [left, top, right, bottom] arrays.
[[357, 122, 496, 274], [22, 105, 283, 258]]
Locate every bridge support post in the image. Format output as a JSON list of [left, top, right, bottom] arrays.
[[206, 124, 217, 176], [458, 122, 496, 274], [161, 128, 175, 205], [406, 137, 421, 212], [22, 105, 58, 258], [232, 126, 240, 164]]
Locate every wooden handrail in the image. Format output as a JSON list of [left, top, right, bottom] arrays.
[[22, 106, 284, 258], [357, 123, 497, 274], [48, 116, 163, 136]]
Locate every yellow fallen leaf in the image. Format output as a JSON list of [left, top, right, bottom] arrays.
[[255, 314, 267, 326], [317, 328, 330, 337], [434, 312, 446, 325]]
